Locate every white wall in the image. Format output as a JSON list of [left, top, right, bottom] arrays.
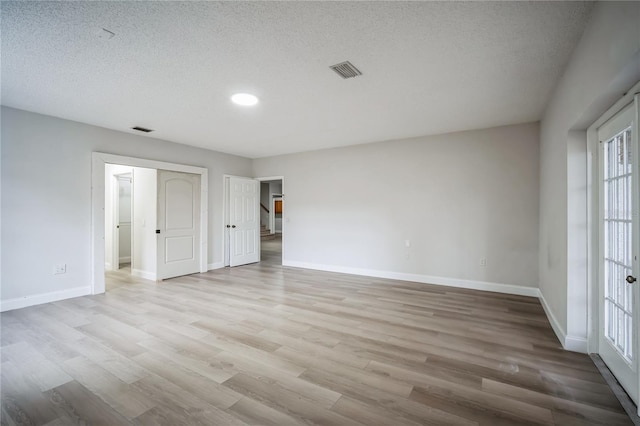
[[1, 107, 251, 308], [132, 168, 157, 280], [538, 1, 640, 350], [253, 122, 540, 292]]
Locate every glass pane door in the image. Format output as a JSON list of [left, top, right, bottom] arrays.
[[597, 101, 638, 404], [603, 125, 634, 361]]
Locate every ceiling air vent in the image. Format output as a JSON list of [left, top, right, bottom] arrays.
[[330, 61, 362, 79], [131, 126, 154, 133]]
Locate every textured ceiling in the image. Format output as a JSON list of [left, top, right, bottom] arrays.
[[1, 1, 593, 159]]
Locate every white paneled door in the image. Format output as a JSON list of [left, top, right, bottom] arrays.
[[229, 176, 260, 267], [157, 170, 201, 279], [598, 101, 639, 405]]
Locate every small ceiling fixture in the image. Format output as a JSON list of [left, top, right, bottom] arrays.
[[330, 61, 362, 79], [231, 93, 259, 106], [131, 126, 154, 133]]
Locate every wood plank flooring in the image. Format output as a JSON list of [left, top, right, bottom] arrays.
[[1, 236, 632, 425]]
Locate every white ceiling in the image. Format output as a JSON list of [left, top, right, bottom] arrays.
[[1, 1, 593, 159]]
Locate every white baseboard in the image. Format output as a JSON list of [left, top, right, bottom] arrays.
[[105, 262, 112, 271], [538, 291, 567, 346], [208, 262, 224, 271], [282, 260, 539, 297], [0, 286, 92, 312], [119, 256, 131, 263], [131, 269, 157, 281], [565, 335, 588, 353], [538, 290, 587, 353]]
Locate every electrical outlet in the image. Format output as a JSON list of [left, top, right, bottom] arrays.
[[54, 264, 67, 274], [479, 258, 487, 266]]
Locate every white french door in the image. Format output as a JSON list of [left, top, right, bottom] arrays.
[[598, 100, 639, 404], [157, 170, 201, 279], [226, 176, 260, 267]]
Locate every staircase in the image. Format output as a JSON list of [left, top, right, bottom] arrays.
[[260, 224, 276, 240]]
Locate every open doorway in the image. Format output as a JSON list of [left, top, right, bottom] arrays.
[[104, 164, 157, 288], [113, 172, 132, 271], [92, 152, 209, 295], [257, 177, 284, 265]]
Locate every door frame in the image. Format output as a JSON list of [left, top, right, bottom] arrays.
[[224, 175, 285, 266], [587, 82, 640, 410], [91, 152, 208, 294]]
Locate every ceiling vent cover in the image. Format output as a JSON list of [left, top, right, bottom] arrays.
[[131, 126, 154, 133], [330, 61, 362, 79]]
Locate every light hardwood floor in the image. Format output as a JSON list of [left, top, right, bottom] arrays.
[[1, 236, 632, 425]]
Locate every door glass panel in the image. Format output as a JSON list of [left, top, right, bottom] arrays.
[[603, 126, 633, 362]]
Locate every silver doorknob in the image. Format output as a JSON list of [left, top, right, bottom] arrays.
[[627, 275, 637, 284]]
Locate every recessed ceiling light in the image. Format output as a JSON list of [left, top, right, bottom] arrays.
[[231, 93, 259, 106]]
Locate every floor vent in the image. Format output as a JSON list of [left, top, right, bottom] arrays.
[[330, 61, 362, 79], [131, 126, 154, 133]]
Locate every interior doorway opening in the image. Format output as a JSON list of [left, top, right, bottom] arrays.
[[104, 164, 157, 287], [114, 172, 132, 270], [257, 177, 284, 265], [92, 152, 209, 295]]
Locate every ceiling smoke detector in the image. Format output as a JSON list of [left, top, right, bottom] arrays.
[[329, 61, 362, 79], [131, 126, 154, 133]]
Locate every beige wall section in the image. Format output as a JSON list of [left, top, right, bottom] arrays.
[[0, 106, 252, 303], [253, 122, 540, 290], [539, 1, 640, 348]]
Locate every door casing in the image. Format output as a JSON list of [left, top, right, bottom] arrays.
[[223, 175, 285, 266]]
